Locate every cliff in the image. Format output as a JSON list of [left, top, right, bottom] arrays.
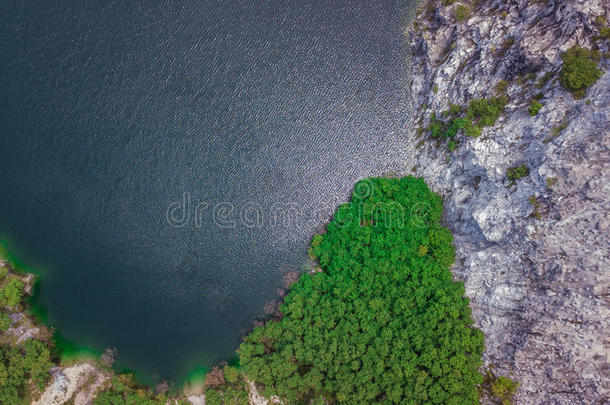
[[407, 0, 609, 402], [2, 1, 608, 404]]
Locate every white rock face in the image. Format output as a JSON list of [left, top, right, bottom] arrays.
[[33, 363, 108, 405], [187, 394, 206, 405], [409, 0, 609, 402], [247, 380, 282, 405], [183, 381, 283, 405]]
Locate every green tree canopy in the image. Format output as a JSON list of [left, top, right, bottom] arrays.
[[239, 177, 484, 404], [559, 46, 601, 99], [93, 374, 165, 405], [0, 278, 24, 308], [0, 339, 53, 403]]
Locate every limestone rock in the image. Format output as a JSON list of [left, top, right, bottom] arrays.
[[408, 0, 609, 402], [33, 363, 109, 405]]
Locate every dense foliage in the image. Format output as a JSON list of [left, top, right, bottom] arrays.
[[0, 339, 54, 403], [0, 269, 15, 333], [93, 374, 166, 405], [93, 366, 251, 405], [239, 177, 485, 404], [0, 314, 10, 333], [527, 100, 543, 116], [466, 97, 507, 128], [427, 96, 507, 150], [489, 376, 518, 405], [0, 255, 54, 404], [559, 46, 601, 99], [0, 278, 23, 309], [204, 365, 249, 405]]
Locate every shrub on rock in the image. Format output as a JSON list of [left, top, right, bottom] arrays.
[[559, 46, 601, 99]]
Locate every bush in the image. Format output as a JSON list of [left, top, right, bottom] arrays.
[[528, 100, 543, 116], [496, 80, 509, 94], [428, 113, 446, 138], [454, 5, 472, 22], [223, 365, 240, 384], [0, 339, 53, 403], [204, 366, 249, 405], [425, 96, 506, 148], [205, 386, 248, 405], [595, 16, 610, 40], [448, 139, 459, 152], [482, 370, 519, 405], [204, 366, 226, 389], [559, 46, 601, 98], [308, 234, 324, 260], [429, 113, 463, 141], [239, 177, 485, 404], [0, 313, 10, 331], [467, 96, 507, 127], [491, 376, 519, 404], [0, 278, 24, 308], [93, 374, 165, 405], [529, 196, 542, 219], [507, 164, 529, 186]]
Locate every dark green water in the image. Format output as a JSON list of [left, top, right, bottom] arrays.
[[0, 0, 415, 382]]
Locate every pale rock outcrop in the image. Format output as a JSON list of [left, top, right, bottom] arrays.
[[408, 0, 609, 403], [33, 363, 109, 405]]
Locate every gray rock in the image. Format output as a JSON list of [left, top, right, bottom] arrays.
[[408, 0, 609, 403]]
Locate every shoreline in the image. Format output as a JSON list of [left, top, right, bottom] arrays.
[[1, 0, 607, 402]]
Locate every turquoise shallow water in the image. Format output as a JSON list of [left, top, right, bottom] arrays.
[[0, 0, 415, 382]]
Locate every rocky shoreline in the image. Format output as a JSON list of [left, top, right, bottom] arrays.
[[0, 256, 277, 404], [1, 0, 608, 404], [407, 0, 608, 402]]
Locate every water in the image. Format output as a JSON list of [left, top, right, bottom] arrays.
[[0, 0, 415, 382]]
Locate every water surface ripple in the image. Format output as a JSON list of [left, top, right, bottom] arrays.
[[0, 0, 415, 381]]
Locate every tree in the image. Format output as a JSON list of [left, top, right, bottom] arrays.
[[0, 339, 53, 402], [0, 278, 24, 308], [93, 374, 165, 405], [239, 177, 485, 404]]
